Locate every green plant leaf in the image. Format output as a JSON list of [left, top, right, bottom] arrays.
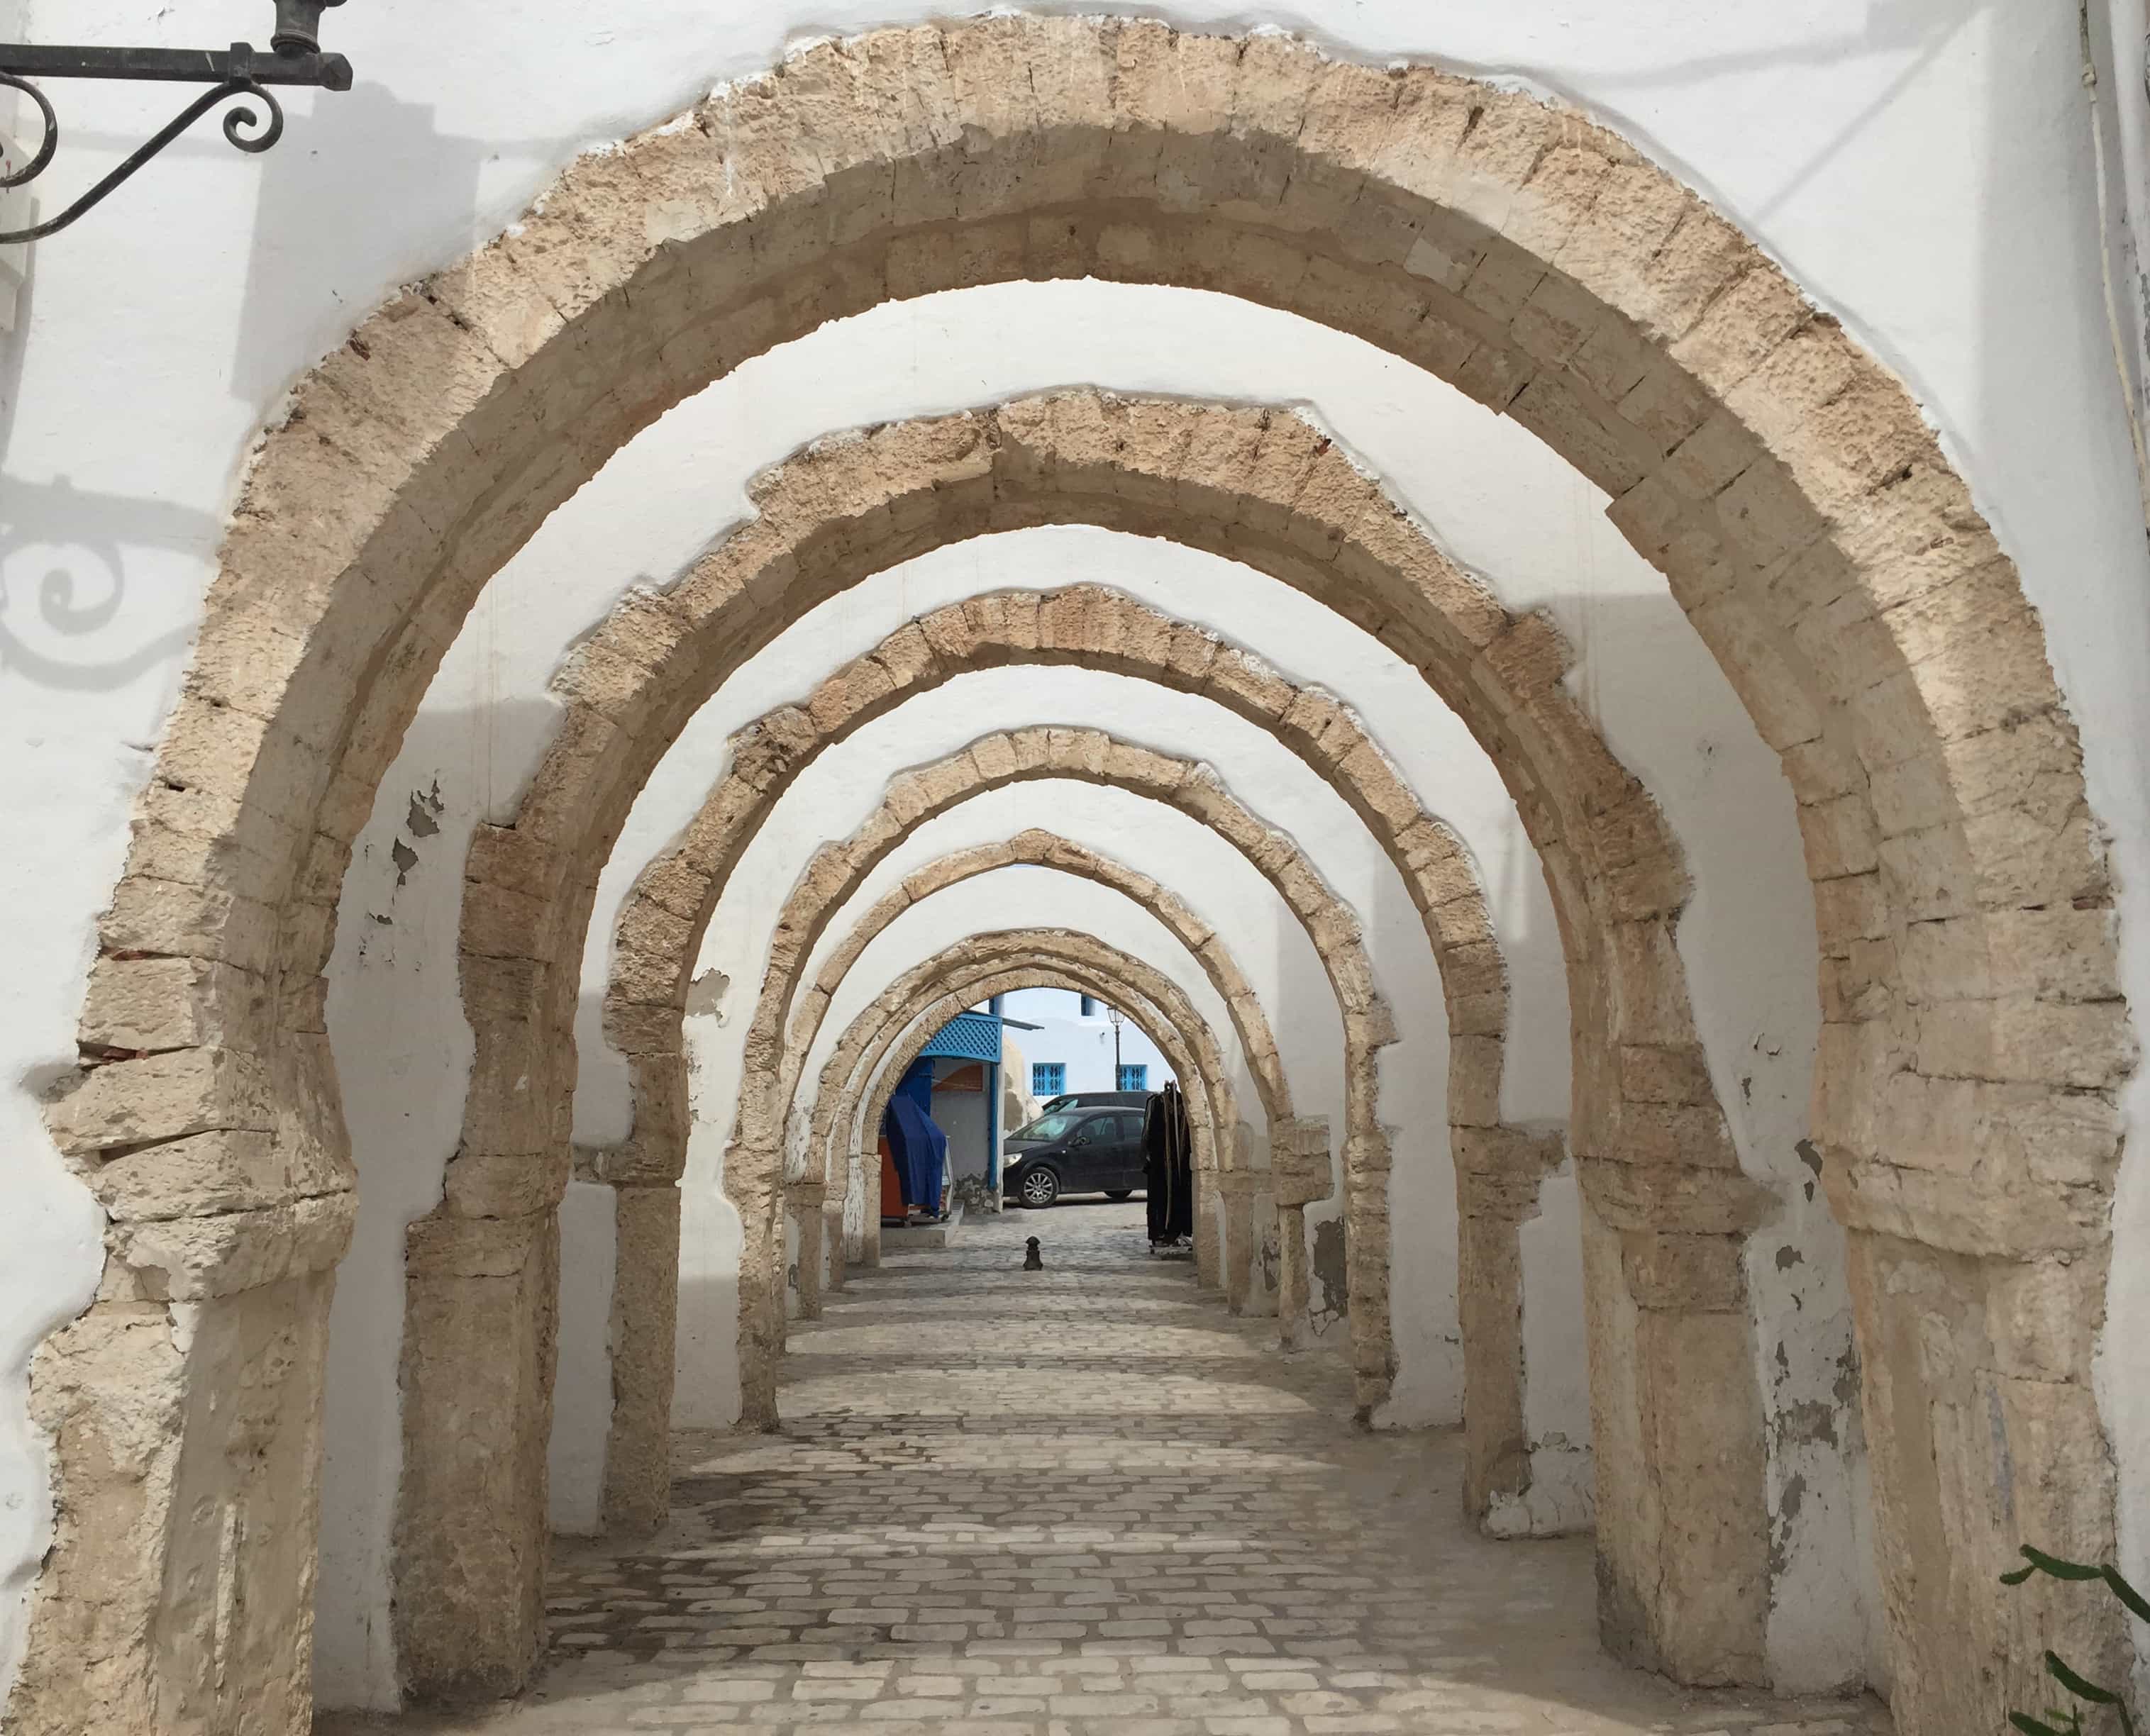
[[2046, 1652, 2121, 1705], [2102, 1564, 2150, 1626], [2022, 1547, 2107, 1581], [2003, 1567, 2037, 1585], [2007, 1708, 2080, 1736]]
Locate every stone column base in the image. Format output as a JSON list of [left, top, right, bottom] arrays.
[[821, 1198, 847, 1294], [6, 1262, 341, 1736], [1192, 1164, 1221, 1289], [397, 1206, 559, 1702], [603, 1184, 679, 1536], [787, 1187, 825, 1320], [1276, 1202, 1312, 1350]]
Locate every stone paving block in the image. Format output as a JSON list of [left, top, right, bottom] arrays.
[[323, 1204, 1890, 1736]]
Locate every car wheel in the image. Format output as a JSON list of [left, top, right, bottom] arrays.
[[1019, 1167, 1060, 1208], [1104, 1190, 1133, 1201]]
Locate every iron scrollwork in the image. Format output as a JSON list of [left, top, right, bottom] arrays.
[[0, 7, 353, 245]]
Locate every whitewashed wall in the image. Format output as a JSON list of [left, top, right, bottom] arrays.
[[547, 1183, 619, 1536], [3, 0, 2146, 1713], [2087, 4, 2150, 1679]]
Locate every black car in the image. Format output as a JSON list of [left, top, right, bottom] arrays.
[[1002, 1103, 1149, 1208], [1037, 1090, 1151, 1113]]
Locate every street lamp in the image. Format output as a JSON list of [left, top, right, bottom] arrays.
[[1105, 1004, 1125, 1087], [0, 1, 355, 245]]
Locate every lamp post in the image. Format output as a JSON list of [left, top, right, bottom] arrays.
[[1105, 1003, 1125, 1089], [0, 1, 355, 245]]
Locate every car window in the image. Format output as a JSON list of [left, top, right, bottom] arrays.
[[1070, 1115, 1108, 1146], [1113, 1111, 1146, 1142], [1012, 1110, 1080, 1142]]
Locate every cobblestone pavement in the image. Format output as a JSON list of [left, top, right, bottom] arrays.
[[322, 1201, 1890, 1735]]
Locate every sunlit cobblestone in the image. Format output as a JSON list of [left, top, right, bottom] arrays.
[[322, 1203, 1888, 1735]]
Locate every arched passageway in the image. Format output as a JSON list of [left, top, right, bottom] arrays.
[[800, 953, 1239, 1275], [432, 386, 1770, 1693], [594, 920, 1253, 1534], [17, 18, 2131, 1736], [677, 835, 1290, 1310], [838, 936, 1240, 1225], [584, 579, 1536, 1386], [812, 937, 1249, 1279], [799, 938, 1250, 1354], [586, 829, 1297, 1530], [592, 719, 1396, 1428], [831, 936, 1260, 1286]]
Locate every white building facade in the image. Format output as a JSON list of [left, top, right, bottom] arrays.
[[997, 986, 1180, 1103]]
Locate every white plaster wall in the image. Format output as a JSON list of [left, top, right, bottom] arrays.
[[548, 1182, 619, 1537], [1, 0, 2144, 1708], [2089, 0, 2150, 1686], [1510, 1166, 1594, 1536], [930, 1074, 991, 1188], [673, 1013, 746, 1435], [314, 760, 484, 1707]]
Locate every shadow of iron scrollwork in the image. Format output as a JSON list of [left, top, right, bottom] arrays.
[[0, 474, 212, 691]]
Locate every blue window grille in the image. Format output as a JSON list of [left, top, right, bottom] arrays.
[[919, 1009, 1002, 1063], [1032, 1062, 1065, 1096], [1116, 1064, 1148, 1092]]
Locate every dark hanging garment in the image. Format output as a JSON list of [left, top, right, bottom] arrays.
[[1142, 1083, 1194, 1245], [884, 1094, 948, 1218]]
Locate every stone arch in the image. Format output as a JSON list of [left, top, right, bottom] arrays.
[[587, 585, 1526, 1364], [804, 955, 1236, 1274], [593, 826, 1297, 1530], [841, 936, 1239, 1237], [433, 392, 2109, 1708], [785, 831, 1290, 1306], [431, 389, 1773, 1671], [846, 950, 1225, 1250], [800, 848, 1551, 1493], [25, 17, 2130, 1730], [799, 937, 1248, 1337], [811, 930, 1248, 1271], [615, 725, 1393, 1430]]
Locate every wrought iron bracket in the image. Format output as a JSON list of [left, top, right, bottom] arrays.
[[0, 34, 353, 245]]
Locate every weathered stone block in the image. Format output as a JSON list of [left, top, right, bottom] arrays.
[[48, 1047, 276, 1159], [111, 1191, 353, 1301]]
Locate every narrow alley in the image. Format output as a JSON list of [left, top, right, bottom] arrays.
[[328, 1204, 1885, 1735]]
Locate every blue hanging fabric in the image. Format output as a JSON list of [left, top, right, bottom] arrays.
[[894, 1057, 936, 1119], [884, 1093, 948, 1216]]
